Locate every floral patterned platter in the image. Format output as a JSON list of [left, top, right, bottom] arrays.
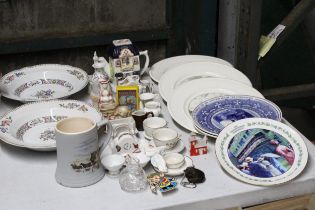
[[158, 61, 252, 102], [167, 78, 264, 133], [215, 118, 308, 186], [149, 55, 232, 83], [0, 64, 88, 102], [0, 100, 103, 151], [192, 95, 282, 137]]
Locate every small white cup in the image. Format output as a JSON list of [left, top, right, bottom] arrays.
[[140, 93, 159, 106], [143, 117, 167, 138], [101, 154, 125, 176], [144, 101, 161, 117], [152, 128, 180, 149], [163, 153, 185, 169]]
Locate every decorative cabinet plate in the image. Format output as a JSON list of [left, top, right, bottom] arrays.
[[215, 118, 308, 186]]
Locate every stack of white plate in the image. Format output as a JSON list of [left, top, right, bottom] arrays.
[[149, 55, 281, 135]]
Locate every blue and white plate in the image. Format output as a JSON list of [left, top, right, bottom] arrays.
[[192, 95, 282, 136]]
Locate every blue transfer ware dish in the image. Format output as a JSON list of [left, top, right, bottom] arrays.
[[192, 95, 282, 136]]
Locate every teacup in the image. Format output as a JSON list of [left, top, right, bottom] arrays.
[[152, 128, 180, 149], [101, 154, 125, 176], [144, 101, 161, 117], [131, 110, 154, 131], [139, 93, 159, 106], [55, 117, 112, 188], [143, 117, 167, 138], [163, 153, 185, 169]]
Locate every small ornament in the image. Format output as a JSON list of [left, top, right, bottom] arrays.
[[147, 173, 177, 193], [189, 132, 208, 156], [180, 166, 206, 188]]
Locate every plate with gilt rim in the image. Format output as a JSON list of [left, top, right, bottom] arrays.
[[0, 64, 88, 102], [0, 100, 104, 151], [215, 118, 308, 186], [149, 55, 232, 83], [192, 95, 282, 137]]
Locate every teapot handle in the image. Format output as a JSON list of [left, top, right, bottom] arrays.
[[139, 50, 150, 76]]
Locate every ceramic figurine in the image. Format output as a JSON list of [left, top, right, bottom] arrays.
[[108, 39, 149, 80], [189, 133, 208, 156], [89, 53, 117, 116]]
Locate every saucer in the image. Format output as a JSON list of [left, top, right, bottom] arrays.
[[153, 156, 193, 176]]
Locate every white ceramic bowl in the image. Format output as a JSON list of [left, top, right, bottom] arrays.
[[101, 154, 125, 175], [163, 153, 185, 169], [144, 101, 161, 116], [152, 128, 180, 149], [143, 117, 167, 138]]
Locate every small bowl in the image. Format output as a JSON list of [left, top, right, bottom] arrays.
[[130, 153, 150, 168], [101, 154, 125, 176], [163, 153, 185, 169]]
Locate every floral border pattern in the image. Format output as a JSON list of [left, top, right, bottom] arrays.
[[16, 116, 67, 141], [39, 129, 56, 141], [0, 116, 13, 133], [67, 69, 85, 80], [14, 79, 73, 96], [59, 102, 89, 112], [3, 72, 26, 84]]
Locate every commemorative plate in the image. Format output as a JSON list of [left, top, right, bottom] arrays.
[[192, 95, 282, 136], [159, 62, 252, 102], [0, 100, 104, 151], [167, 78, 264, 133], [149, 55, 232, 83], [0, 64, 88, 102], [215, 118, 308, 186]]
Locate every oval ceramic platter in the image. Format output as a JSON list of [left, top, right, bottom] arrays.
[[192, 95, 282, 137], [167, 78, 264, 133], [0, 100, 102, 151], [149, 55, 233, 83], [215, 118, 308, 186], [0, 64, 88, 102], [159, 61, 252, 102]]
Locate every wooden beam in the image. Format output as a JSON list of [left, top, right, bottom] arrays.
[[261, 83, 315, 101]]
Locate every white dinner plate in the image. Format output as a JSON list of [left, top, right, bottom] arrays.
[[167, 78, 264, 133], [0, 100, 103, 151], [215, 118, 308, 186], [149, 55, 233, 83], [159, 61, 252, 102], [0, 64, 88, 102]]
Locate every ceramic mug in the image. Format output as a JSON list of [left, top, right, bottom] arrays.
[[55, 117, 112, 188], [131, 110, 154, 131], [143, 117, 167, 138]]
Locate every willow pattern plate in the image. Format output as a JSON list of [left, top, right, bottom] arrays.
[[0, 100, 103, 151], [0, 64, 88, 102], [149, 55, 232, 83], [167, 78, 264, 133], [192, 95, 282, 136], [215, 118, 308, 186], [159, 62, 252, 102]]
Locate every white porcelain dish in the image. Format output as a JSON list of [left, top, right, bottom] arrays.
[[159, 61, 252, 102], [0, 100, 103, 151], [0, 64, 88, 102], [215, 118, 308, 186], [149, 55, 233, 83], [167, 78, 264, 133]]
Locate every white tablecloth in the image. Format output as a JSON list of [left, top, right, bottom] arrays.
[[0, 91, 314, 210]]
